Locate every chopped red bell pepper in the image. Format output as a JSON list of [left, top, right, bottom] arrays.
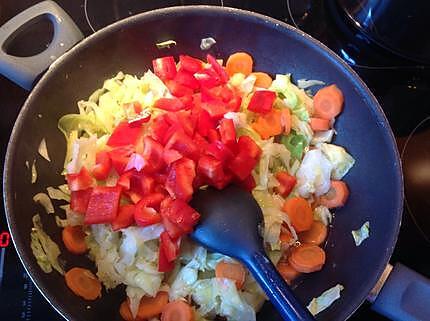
[[107, 121, 142, 147], [197, 109, 215, 137], [67, 167, 94, 192], [206, 54, 229, 84], [160, 231, 180, 262], [124, 190, 142, 204], [161, 215, 184, 239], [160, 197, 200, 233], [275, 171, 297, 197], [112, 204, 135, 231], [235, 174, 256, 192], [228, 152, 258, 181], [108, 145, 134, 174], [174, 69, 200, 90], [197, 155, 225, 185], [91, 151, 112, 181], [70, 188, 93, 213], [237, 135, 262, 160], [228, 95, 242, 112], [247, 90, 277, 114], [207, 128, 221, 143], [165, 158, 196, 202], [179, 55, 203, 73], [158, 241, 174, 272], [142, 136, 164, 173], [134, 203, 161, 227], [150, 115, 170, 143], [154, 97, 185, 111], [165, 131, 199, 162], [85, 186, 122, 225], [218, 118, 236, 149], [194, 68, 221, 89], [165, 111, 196, 137], [205, 140, 235, 163], [117, 171, 133, 190], [212, 171, 233, 190], [165, 80, 194, 97], [137, 192, 166, 211], [163, 148, 183, 165], [130, 173, 155, 196], [152, 56, 177, 80], [201, 100, 229, 120]]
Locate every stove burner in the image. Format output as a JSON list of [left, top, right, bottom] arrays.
[[401, 117, 430, 244]]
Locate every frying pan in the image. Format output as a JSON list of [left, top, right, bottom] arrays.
[[1, 2, 429, 321]]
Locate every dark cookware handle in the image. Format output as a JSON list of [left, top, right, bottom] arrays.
[[0, 0, 83, 90], [371, 263, 430, 320]]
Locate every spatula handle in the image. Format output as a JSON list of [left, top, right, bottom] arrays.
[[245, 250, 315, 321]]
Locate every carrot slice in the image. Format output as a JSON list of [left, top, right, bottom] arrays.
[[299, 221, 328, 245], [226, 52, 253, 77], [277, 262, 301, 284], [288, 244, 326, 273], [309, 117, 330, 131], [215, 261, 246, 289], [161, 300, 194, 321], [280, 229, 293, 245], [313, 84, 344, 120], [119, 300, 134, 321], [282, 197, 313, 232], [318, 180, 350, 208], [65, 267, 101, 300], [62, 226, 87, 255], [136, 291, 169, 320], [251, 72, 272, 88], [281, 108, 292, 135], [252, 109, 283, 139]]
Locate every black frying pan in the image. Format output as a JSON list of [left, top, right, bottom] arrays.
[[2, 2, 428, 321]]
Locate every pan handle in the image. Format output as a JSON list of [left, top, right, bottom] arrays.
[[371, 263, 430, 321], [0, 0, 83, 90]]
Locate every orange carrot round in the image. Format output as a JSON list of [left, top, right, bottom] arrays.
[[215, 261, 247, 289], [136, 291, 169, 320], [226, 52, 253, 76], [62, 226, 87, 255], [282, 197, 313, 232], [161, 300, 194, 321], [251, 72, 272, 88], [298, 221, 328, 245], [252, 109, 283, 139], [318, 180, 350, 208], [65, 267, 101, 300], [119, 300, 134, 321], [309, 117, 330, 131], [313, 84, 344, 120], [277, 262, 301, 284], [288, 244, 326, 273]]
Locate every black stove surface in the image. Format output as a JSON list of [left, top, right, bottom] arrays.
[[1, 1, 429, 320]]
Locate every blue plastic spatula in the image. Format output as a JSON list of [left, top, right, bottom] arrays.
[[190, 185, 315, 321]]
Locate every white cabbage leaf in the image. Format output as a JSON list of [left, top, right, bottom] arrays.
[[307, 284, 344, 315], [352, 221, 370, 246], [319, 143, 355, 180]]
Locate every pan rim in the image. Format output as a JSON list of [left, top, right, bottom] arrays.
[[3, 5, 404, 321]]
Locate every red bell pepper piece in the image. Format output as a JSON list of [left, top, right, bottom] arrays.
[[66, 167, 94, 192], [161, 216, 184, 239], [124, 190, 142, 204], [163, 148, 183, 165], [201, 100, 229, 120], [228, 95, 242, 112], [206, 54, 229, 84], [275, 171, 297, 197], [107, 121, 142, 147], [194, 68, 221, 89], [179, 55, 203, 73], [150, 115, 170, 143], [237, 135, 262, 160], [247, 90, 277, 114], [197, 155, 225, 186], [197, 109, 215, 137], [218, 118, 236, 149], [137, 192, 166, 211], [130, 173, 155, 196], [112, 204, 135, 231], [160, 197, 200, 233], [207, 128, 220, 143], [165, 111, 196, 137], [85, 186, 122, 225], [117, 171, 133, 190], [205, 140, 235, 163], [152, 56, 177, 80], [154, 97, 185, 111], [70, 188, 93, 213], [174, 69, 200, 90], [91, 151, 112, 181], [165, 158, 196, 202], [165, 131, 199, 162], [108, 145, 134, 175], [142, 136, 164, 173], [165, 80, 194, 97], [235, 174, 256, 192], [158, 241, 174, 272], [228, 152, 258, 181], [160, 231, 180, 262], [134, 204, 161, 227]]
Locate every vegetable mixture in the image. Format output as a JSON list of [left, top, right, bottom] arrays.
[[31, 51, 356, 321]]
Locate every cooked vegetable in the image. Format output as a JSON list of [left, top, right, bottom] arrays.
[[38, 138, 51, 161], [276, 262, 300, 285], [299, 221, 328, 245], [226, 52, 253, 76], [47, 186, 70, 202], [31, 159, 37, 183], [282, 197, 313, 233], [215, 261, 247, 289], [310, 117, 330, 131], [200, 37, 216, 50], [161, 299, 194, 321], [288, 244, 326, 273], [352, 221, 370, 246], [62, 226, 88, 254], [307, 284, 344, 315], [156, 40, 177, 49], [65, 267, 101, 300], [313, 84, 344, 120], [319, 143, 355, 180], [33, 193, 55, 214], [318, 180, 350, 208], [251, 72, 273, 88]]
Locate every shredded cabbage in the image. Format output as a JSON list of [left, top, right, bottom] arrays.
[[319, 143, 355, 180], [200, 37, 216, 50], [297, 79, 325, 89], [47, 186, 70, 202], [307, 284, 344, 315], [155, 40, 177, 49], [313, 206, 333, 226], [30, 214, 64, 274], [66, 135, 97, 174], [352, 221, 370, 246], [38, 138, 51, 161], [31, 160, 37, 183], [33, 193, 55, 214]]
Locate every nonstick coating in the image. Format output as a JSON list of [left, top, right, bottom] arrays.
[[3, 6, 403, 321]]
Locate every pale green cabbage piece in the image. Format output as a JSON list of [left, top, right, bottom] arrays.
[[31, 160, 37, 183], [66, 135, 97, 174], [297, 79, 325, 89], [30, 214, 64, 274], [319, 143, 355, 180], [307, 284, 344, 315], [313, 206, 333, 226], [33, 193, 54, 214], [47, 186, 70, 202], [38, 138, 51, 161], [352, 221, 370, 246]]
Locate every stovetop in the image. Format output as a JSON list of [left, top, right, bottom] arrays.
[[1, 1, 429, 320]]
